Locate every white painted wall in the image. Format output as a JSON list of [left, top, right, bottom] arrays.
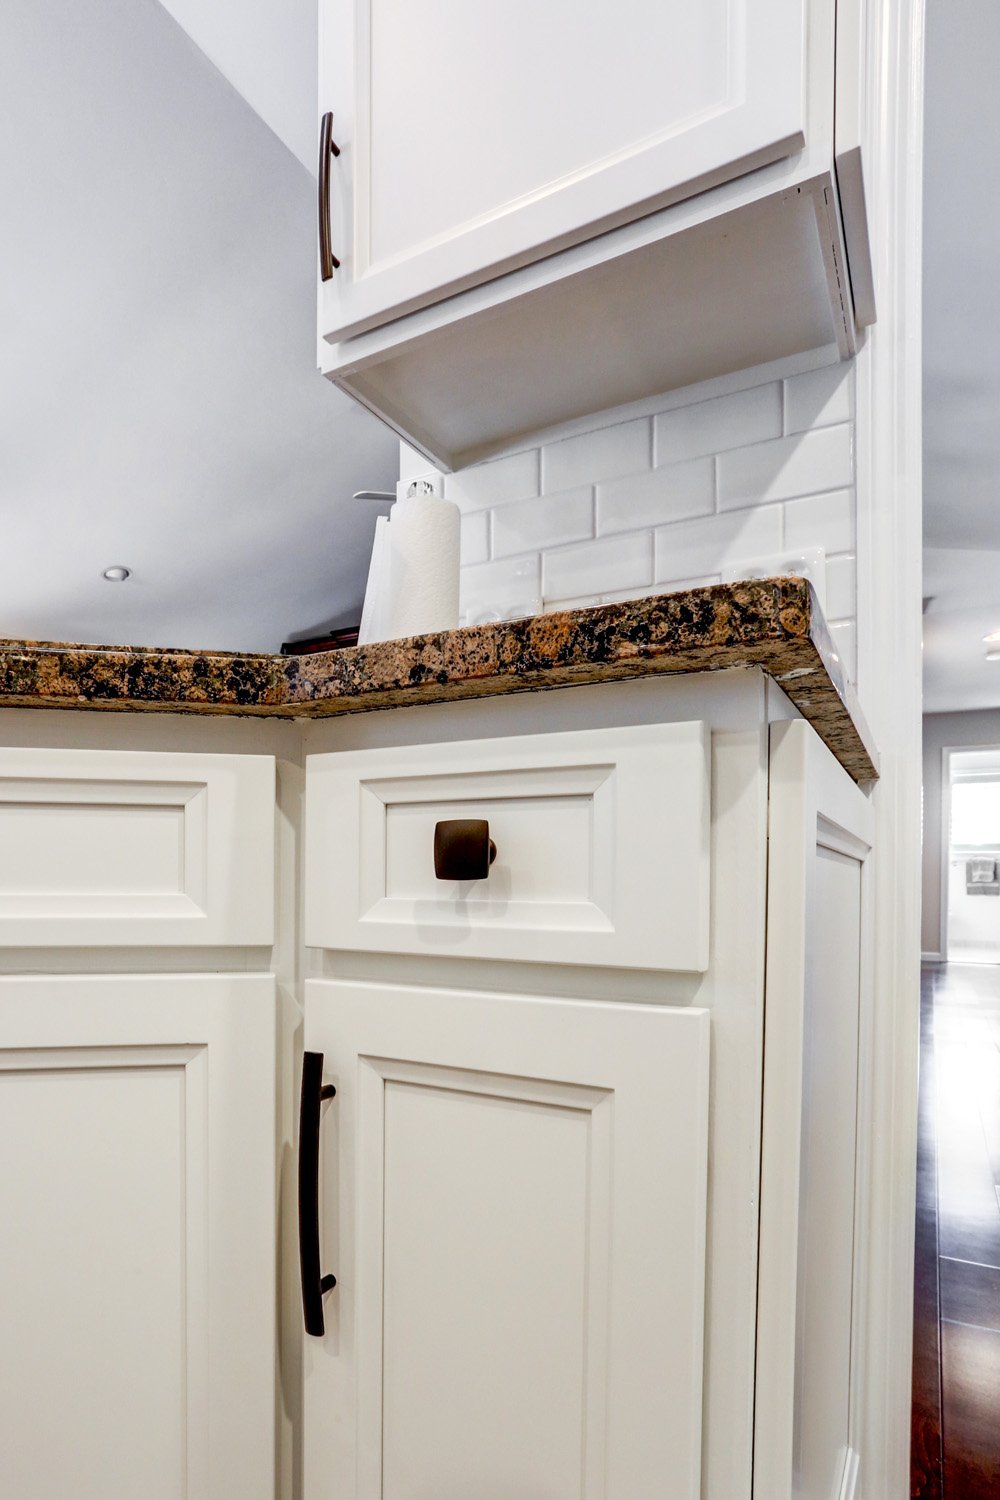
[[0, 0, 398, 653], [156, 0, 318, 170], [404, 360, 858, 682], [921, 0, 1000, 712]]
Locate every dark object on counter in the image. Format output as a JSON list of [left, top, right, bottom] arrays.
[[281, 627, 360, 655]]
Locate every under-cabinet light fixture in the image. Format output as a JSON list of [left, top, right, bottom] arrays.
[[986, 649, 1000, 662], [102, 566, 131, 582], [983, 629, 1000, 643]]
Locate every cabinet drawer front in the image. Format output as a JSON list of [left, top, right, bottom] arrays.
[[0, 748, 274, 946], [306, 721, 710, 970], [303, 980, 710, 1500], [319, 0, 806, 342]]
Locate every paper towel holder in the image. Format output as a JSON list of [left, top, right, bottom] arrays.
[[434, 819, 497, 881]]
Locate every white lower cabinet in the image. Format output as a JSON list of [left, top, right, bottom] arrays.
[[302, 980, 710, 1500], [0, 973, 277, 1500], [300, 691, 877, 1500]]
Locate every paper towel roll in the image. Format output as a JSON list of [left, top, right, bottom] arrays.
[[385, 493, 460, 637]]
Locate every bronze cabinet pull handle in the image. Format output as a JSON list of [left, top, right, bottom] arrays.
[[298, 1050, 337, 1337], [318, 111, 341, 280], [434, 819, 498, 881]]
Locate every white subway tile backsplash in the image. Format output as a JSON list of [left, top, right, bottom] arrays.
[[460, 510, 490, 566], [654, 382, 782, 464], [716, 424, 853, 510], [542, 418, 651, 493], [460, 553, 541, 625], [543, 532, 653, 601], [655, 507, 783, 583], [601, 577, 721, 604], [596, 456, 714, 535], [445, 449, 540, 512], [543, 593, 603, 614], [492, 485, 593, 559], [421, 360, 861, 687], [827, 619, 857, 680], [825, 553, 857, 621], [784, 489, 855, 554], [783, 364, 854, 435]]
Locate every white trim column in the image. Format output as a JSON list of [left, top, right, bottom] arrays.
[[853, 0, 925, 1492]]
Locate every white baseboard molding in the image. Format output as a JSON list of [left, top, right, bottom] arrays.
[[921, 951, 944, 963], [837, 1447, 860, 1500]]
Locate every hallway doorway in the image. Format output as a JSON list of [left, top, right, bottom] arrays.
[[943, 750, 1000, 964]]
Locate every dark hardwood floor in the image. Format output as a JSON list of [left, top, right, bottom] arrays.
[[913, 964, 1000, 1499]]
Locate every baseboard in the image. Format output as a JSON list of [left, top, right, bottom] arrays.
[[921, 951, 944, 963], [837, 1447, 860, 1500]]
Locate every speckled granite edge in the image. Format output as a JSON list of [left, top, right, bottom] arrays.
[[0, 579, 878, 783]]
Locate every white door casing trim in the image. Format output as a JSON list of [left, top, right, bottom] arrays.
[[851, 0, 925, 1483]]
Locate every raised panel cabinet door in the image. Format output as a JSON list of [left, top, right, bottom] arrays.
[[302, 980, 710, 1500], [0, 974, 276, 1500], [754, 721, 874, 1500], [318, 0, 808, 342]]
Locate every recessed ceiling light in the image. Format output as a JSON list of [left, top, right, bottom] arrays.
[[102, 565, 131, 582], [984, 629, 1000, 643], [986, 649, 1000, 662]]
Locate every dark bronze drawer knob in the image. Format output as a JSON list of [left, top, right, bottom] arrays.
[[434, 819, 498, 881]]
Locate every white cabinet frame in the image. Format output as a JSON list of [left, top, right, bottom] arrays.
[[754, 719, 874, 1500]]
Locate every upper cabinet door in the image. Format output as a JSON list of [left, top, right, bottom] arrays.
[[319, 0, 808, 342]]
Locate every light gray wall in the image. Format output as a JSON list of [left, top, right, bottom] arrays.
[[922, 709, 1000, 955], [1, 0, 398, 652]]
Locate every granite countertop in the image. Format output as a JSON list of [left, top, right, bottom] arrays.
[[0, 577, 877, 782]]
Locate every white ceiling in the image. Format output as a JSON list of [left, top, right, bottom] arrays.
[[922, 0, 1000, 711], [0, 0, 397, 652]]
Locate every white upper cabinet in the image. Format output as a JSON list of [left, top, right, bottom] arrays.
[[319, 0, 806, 343], [318, 0, 874, 470]]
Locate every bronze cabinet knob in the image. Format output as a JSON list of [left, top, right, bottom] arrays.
[[434, 819, 498, 881]]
